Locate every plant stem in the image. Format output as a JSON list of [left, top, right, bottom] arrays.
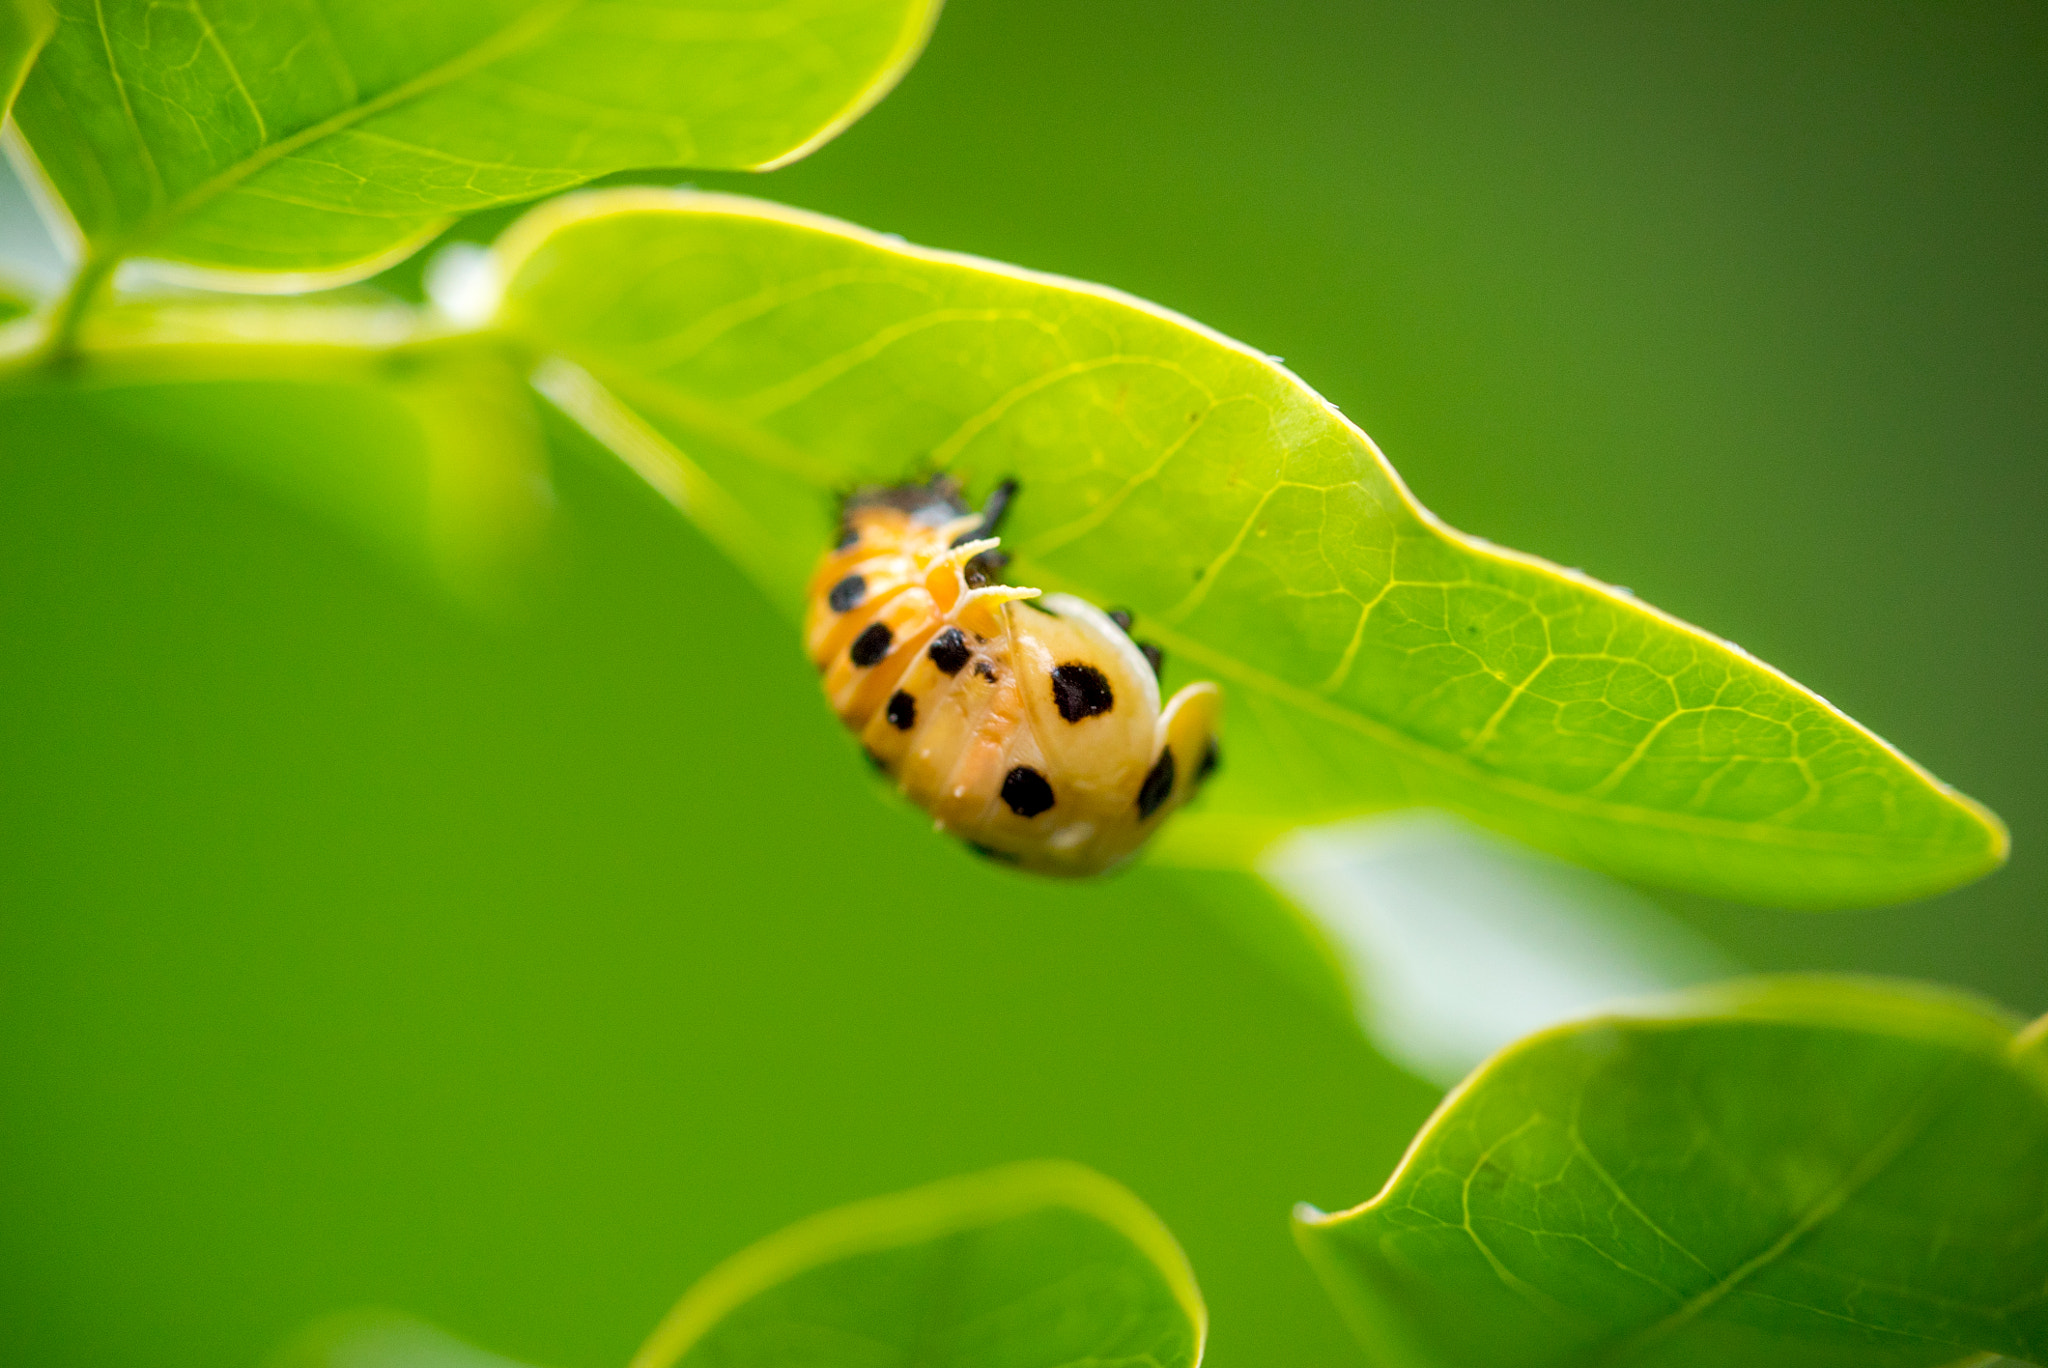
[[37, 249, 119, 367]]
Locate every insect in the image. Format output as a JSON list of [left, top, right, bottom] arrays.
[[804, 477, 1220, 876]]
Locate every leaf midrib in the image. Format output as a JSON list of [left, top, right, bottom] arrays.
[[543, 353, 1982, 864], [509, 258, 1989, 867]]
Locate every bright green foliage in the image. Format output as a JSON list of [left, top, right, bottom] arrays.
[[1, 9, 2037, 1368], [0, 0, 51, 122], [9, 0, 936, 282], [491, 190, 2005, 907], [631, 1161, 1206, 1368], [1296, 978, 2048, 1368]]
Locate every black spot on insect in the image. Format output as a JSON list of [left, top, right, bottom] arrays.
[[1021, 597, 1058, 616], [1138, 641, 1165, 679], [1137, 748, 1177, 819], [1107, 608, 1135, 634], [850, 622, 893, 667], [886, 690, 916, 730], [1196, 740, 1220, 786], [929, 627, 970, 675], [973, 659, 998, 683], [966, 841, 1019, 864], [828, 574, 866, 612], [1050, 663, 1114, 722], [1001, 765, 1055, 817], [835, 523, 859, 550]]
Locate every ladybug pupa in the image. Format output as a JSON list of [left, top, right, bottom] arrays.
[[804, 477, 1221, 876]]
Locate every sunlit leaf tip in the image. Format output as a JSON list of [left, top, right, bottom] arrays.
[[631, 1160, 1206, 1368], [1295, 975, 2048, 1368], [750, 0, 946, 174], [487, 187, 2004, 907]]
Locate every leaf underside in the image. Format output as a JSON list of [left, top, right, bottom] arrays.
[[11, 0, 936, 280], [1295, 977, 2048, 1368], [492, 189, 2005, 907], [630, 1161, 1206, 1368]]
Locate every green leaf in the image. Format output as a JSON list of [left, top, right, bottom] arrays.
[[0, 0, 51, 123], [265, 1165, 1205, 1368], [10, 0, 936, 283], [630, 1161, 1206, 1368], [489, 189, 2005, 907], [1295, 977, 2048, 1368]]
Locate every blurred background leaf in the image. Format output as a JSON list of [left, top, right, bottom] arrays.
[[631, 1162, 1204, 1368], [11, 0, 938, 284], [1297, 978, 2048, 1368], [0, 0, 49, 123], [1260, 811, 1736, 1085], [276, 1312, 542, 1368], [0, 338, 552, 606], [0, 126, 71, 301], [277, 1165, 1204, 1368]]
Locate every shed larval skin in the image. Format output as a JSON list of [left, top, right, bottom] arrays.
[[803, 482, 1220, 876]]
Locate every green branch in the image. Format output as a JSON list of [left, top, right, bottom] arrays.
[[36, 249, 120, 368]]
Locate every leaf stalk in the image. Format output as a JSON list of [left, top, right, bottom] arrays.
[[35, 248, 118, 368]]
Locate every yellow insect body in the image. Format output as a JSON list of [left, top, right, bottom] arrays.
[[804, 483, 1220, 876]]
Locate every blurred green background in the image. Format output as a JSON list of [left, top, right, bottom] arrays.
[[2, 3, 2042, 1367]]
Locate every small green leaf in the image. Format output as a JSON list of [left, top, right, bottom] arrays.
[[630, 1161, 1206, 1368], [267, 1166, 1205, 1368], [11, 0, 937, 283], [490, 189, 2004, 906], [1295, 977, 2048, 1368], [0, 0, 52, 123]]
